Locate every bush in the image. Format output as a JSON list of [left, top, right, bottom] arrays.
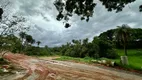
[[106, 49, 119, 59], [94, 53, 100, 59]]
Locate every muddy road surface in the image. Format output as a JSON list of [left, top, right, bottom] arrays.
[[3, 53, 142, 80]]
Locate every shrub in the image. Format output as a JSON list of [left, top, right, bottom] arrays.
[[106, 49, 119, 59]]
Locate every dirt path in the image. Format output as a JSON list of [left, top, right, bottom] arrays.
[[3, 53, 142, 80], [3, 53, 56, 80]]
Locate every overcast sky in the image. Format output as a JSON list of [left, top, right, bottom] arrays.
[[1, 0, 142, 47]]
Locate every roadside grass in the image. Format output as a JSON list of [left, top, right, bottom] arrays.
[[55, 56, 94, 64], [55, 49, 142, 71]]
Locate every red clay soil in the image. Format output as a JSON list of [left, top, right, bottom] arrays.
[[3, 53, 142, 80], [3, 53, 56, 80]]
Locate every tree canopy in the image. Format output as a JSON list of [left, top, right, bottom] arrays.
[[99, 26, 142, 49], [54, 0, 142, 28]]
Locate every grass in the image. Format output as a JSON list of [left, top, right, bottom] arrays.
[[56, 56, 94, 64], [113, 49, 142, 71], [55, 49, 142, 71]]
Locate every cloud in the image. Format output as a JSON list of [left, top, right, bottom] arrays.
[[4, 0, 142, 47]]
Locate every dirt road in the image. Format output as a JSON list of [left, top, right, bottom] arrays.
[[3, 53, 142, 80]]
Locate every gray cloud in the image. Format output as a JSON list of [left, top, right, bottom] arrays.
[[2, 0, 142, 47]]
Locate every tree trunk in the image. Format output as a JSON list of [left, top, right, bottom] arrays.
[[20, 38, 24, 53], [124, 41, 127, 56], [124, 45, 127, 56]]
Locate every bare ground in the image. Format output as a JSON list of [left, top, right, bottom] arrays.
[[3, 53, 142, 80]]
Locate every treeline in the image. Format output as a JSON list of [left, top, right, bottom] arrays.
[[50, 28, 142, 59], [0, 32, 44, 56], [0, 31, 55, 56], [1, 27, 142, 58], [54, 37, 118, 59], [99, 28, 142, 49]]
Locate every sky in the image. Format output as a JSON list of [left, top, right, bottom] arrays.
[[1, 0, 142, 47]]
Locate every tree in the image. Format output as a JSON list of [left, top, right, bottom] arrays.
[[25, 35, 35, 45], [92, 36, 117, 59], [0, 2, 28, 57], [82, 38, 88, 46], [54, 0, 141, 27], [36, 41, 41, 47], [114, 24, 131, 56], [19, 32, 26, 52], [98, 28, 142, 49], [99, 29, 116, 41], [31, 39, 35, 44], [19, 32, 26, 42], [19, 32, 36, 53], [0, 34, 21, 57]]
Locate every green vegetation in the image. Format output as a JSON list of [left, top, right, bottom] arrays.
[[56, 49, 142, 71], [114, 49, 142, 70], [53, 37, 118, 59], [54, 0, 142, 28], [0, 0, 142, 76], [1, 4, 142, 71], [56, 56, 94, 64], [0, 23, 142, 72], [114, 25, 131, 56]]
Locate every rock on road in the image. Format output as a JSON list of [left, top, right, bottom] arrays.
[[3, 53, 142, 80]]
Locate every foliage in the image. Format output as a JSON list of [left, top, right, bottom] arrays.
[[0, 35, 21, 56], [113, 49, 142, 71], [99, 28, 142, 49], [54, 0, 96, 22], [106, 49, 118, 59], [56, 49, 142, 71], [114, 24, 131, 56], [36, 41, 41, 47], [25, 46, 53, 56], [19, 32, 36, 53], [50, 27, 142, 59], [54, 37, 118, 59], [56, 56, 94, 64], [54, 0, 141, 27], [0, 1, 29, 57]]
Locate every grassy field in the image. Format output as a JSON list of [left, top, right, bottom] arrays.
[[114, 49, 142, 70], [56, 49, 142, 71]]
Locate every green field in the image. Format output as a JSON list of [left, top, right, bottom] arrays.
[[114, 49, 142, 70], [56, 49, 142, 71]]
